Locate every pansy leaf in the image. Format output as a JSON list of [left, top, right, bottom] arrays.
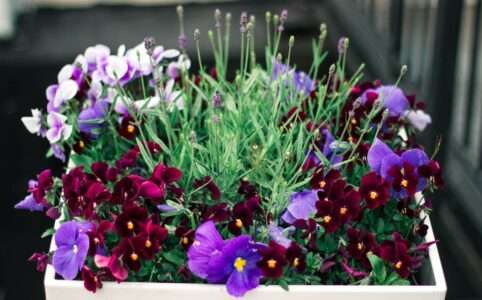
[[278, 279, 290, 291], [367, 253, 387, 283]]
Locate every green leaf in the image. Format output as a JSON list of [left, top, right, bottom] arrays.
[[162, 250, 185, 266], [41, 228, 55, 239], [278, 279, 290, 291], [367, 253, 387, 283]]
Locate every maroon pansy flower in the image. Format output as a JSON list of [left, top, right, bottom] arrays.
[[316, 200, 342, 233], [238, 179, 257, 198], [201, 203, 230, 223], [133, 220, 168, 260], [81, 266, 102, 293], [193, 176, 221, 200], [335, 189, 362, 224], [286, 243, 306, 272], [228, 202, 253, 235], [293, 218, 318, 251], [346, 227, 378, 269], [418, 160, 444, 188], [377, 233, 413, 278], [257, 241, 287, 279], [359, 172, 390, 209], [311, 168, 342, 194], [175, 226, 195, 250], [114, 205, 148, 237], [112, 238, 142, 271], [91, 162, 118, 183], [115, 148, 140, 169], [111, 175, 143, 204], [87, 221, 113, 256], [118, 116, 138, 140], [29, 252, 49, 272]]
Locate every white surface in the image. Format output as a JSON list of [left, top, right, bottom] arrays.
[[44, 216, 446, 300]]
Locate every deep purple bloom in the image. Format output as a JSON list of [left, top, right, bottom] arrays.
[[187, 221, 225, 279], [281, 189, 318, 224], [52, 221, 91, 280], [78, 100, 109, 137], [207, 235, 261, 297]]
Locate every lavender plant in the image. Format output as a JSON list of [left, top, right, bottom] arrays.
[[18, 6, 440, 297]]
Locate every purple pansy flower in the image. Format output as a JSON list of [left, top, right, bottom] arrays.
[[46, 80, 79, 112], [281, 189, 318, 224], [94, 55, 134, 86], [51, 144, 66, 162], [268, 224, 293, 248], [405, 110, 432, 131], [207, 235, 261, 297], [187, 221, 225, 279], [46, 112, 72, 144], [21, 108, 45, 136], [78, 100, 109, 137], [368, 138, 430, 197], [361, 85, 409, 117], [15, 180, 45, 212], [84, 44, 110, 73], [272, 60, 315, 95], [52, 221, 91, 280]]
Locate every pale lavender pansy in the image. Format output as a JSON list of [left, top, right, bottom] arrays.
[[51, 144, 66, 162], [84, 44, 110, 73], [46, 112, 72, 144], [268, 224, 293, 248], [281, 189, 318, 224], [15, 180, 45, 212], [405, 110, 432, 131], [47, 79, 79, 110], [21, 109, 43, 135]]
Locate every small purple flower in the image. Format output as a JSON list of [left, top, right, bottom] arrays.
[[78, 100, 109, 137], [268, 224, 293, 248], [15, 192, 45, 212], [21, 109, 44, 136], [281, 189, 318, 224], [272, 60, 315, 95], [405, 110, 432, 131], [187, 221, 225, 279], [51, 144, 66, 162], [212, 92, 222, 108], [84, 44, 110, 74], [361, 85, 409, 117], [46, 80, 79, 111], [52, 221, 91, 280], [207, 235, 261, 297], [46, 112, 72, 144]]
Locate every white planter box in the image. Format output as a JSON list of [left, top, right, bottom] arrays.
[[44, 216, 446, 300]]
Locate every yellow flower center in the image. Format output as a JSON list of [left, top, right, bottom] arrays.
[[234, 257, 247, 272], [235, 218, 243, 228], [351, 118, 357, 125], [293, 257, 300, 268], [145, 240, 152, 248], [181, 237, 190, 245], [401, 179, 409, 188], [78, 140, 85, 149], [126, 124, 136, 133], [339, 207, 348, 215], [357, 242, 364, 251], [130, 253, 139, 261], [127, 221, 134, 231], [323, 215, 332, 223], [93, 237, 100, 244], [394, 261, 403, 270], [267, 259, 277, 269], [369, 191, 378, 200], [319, 180, 327, 189]]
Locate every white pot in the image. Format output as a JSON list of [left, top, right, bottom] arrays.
[[44, 216, 446, 300]]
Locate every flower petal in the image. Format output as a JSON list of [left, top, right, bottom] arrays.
[[367, 138, 394, 173]]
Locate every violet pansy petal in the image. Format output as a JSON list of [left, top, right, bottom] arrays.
[[46, 85, 58, 103], [281, 210, 296, 224], [367, 138, 394, 173], [268, 224, 292, 248], [14, 194, 45, 212], [286, 190, 318, 221], [380, 153, 402, 179], [401, 149, 430, 168], [74, 233, 90, 268], [226, 267, 261, 298], [376, 85, 409, 116], [46, 127, 62, 144], [53, 79, 78, 108], [54, 221, 79, 247], [53, 247, 79, 280]]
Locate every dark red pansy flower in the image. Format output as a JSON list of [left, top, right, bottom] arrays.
[[246, 194, 261, 211], [228, 202, 253, 235], [118, 116, 138, 140], [151, 163, 182, 185], [257, 241, 287, 279], [133, 220, 168, 260], [87, 221, 113, 256], [315, 200, 341, 233], [193, 176, 221, 200], [346, 227, 378, 269], [29, 252, 48, 272], [115, 148, 140, 169], [414, 222, 429, 237], [175, 226, 195, 250], [91, 162, 119, 183], [293, 218, 318, 251], [31, 169, 54, 203], [335, 189, 362, 224], [286, 243, 306, 272], [112, 238, 142, 271], [359, 172, 390, 209], [86, 182, 111, 204], [81, 266, 102, 293], [377, 233, 413, 278], [177, 265, 193, 281], [397, 199, 416, 218], [139, 180, 165, 204], [317, 179, 346, 203], [418, 160, 444, 188], [310, 168, 342, 191], [62, 167, 96, 216], [114, 205, 148, 237], [113, 175, 143, 204], [238, 179, 257, 198], [387, 162, 419, 197], [201, 203, 230, 223]]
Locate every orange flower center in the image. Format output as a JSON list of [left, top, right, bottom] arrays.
[[357, 242, 364, 251], [93, 237, 100, 244], [319, 180, 327, 189], [351, 118, 357, 125], [323, 215, 332, 223], [235, 218, 243, 228], [339, 207, 348, 215], [181, 237, 190, 245], [369, 191, 378, 200], [126, 221, 134, 231], [145, 240, 152, 248], [126, 124, 136, 133], [401, 179, 409, 188], [130, 253, 139, 261], [78, 140, 85, 149], [293, 257, 300, 267], [394, 261, 403, 269], [267, 259, 277, 269]]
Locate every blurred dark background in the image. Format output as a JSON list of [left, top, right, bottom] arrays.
[[1, 0, 481, 299]]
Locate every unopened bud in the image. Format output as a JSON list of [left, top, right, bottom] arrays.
[[194, 29, 201, 41], [289, 36, 295, 47], [329, 64, 336, 75], [273, 14, 279, 26], [400, 65, 408, 76], [265, 11, 271, 23], [176, 5, 184, 18]]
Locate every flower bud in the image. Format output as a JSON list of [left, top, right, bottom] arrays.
[[194, 29, 201, 41]]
